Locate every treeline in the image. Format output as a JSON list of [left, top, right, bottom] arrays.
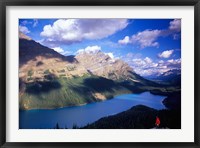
[[82, 105, 181, 129], [54, 123, 79, 129], [53, 105, 181, 129], [52, 90, 181, 129], [20, 75, 132, 110]]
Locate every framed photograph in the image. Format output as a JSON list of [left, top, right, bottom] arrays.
[[0, 0, 200, 147]]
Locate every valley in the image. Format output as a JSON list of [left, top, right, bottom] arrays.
[[18, 18, 182, 130], [19, 32, 180, 110]]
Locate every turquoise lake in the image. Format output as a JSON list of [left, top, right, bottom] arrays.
[[19, 92, 166, 129]]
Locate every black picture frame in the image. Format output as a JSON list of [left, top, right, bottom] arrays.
[[0, 0, 200, 147]]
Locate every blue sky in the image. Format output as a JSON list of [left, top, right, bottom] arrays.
[[19, 19, 181, 77]]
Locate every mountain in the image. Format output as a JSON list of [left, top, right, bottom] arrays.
[[19, 32, 164, 110], [75, 50, 158, 86], [19, 34, 83, 77], [19, 33, 149, 84], [145, 69, 181, 86], [75, 51, 133, 80]]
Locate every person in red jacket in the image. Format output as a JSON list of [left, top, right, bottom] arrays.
[[155, 116, 160, 128]]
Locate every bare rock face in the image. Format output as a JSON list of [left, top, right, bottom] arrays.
[[19, 32, 88, 82], [19, 32, 139, 83], [75, 51, 134, 81]]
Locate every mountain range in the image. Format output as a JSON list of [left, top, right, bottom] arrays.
[[145, 69, 181, 85], [19, 32, 177, 110]]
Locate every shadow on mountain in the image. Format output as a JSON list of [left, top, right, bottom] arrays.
[[119, 81, 145, 93], [36, 61, 44, 66], [19, 39, 78, 67], [68, 77, 120, 100], [68, 76, 149, 98], [25, 79, 61, 95], [83, 77, 117, 93], [69, 85, 98, 102]]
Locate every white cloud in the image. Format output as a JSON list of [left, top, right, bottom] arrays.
[[52, 46, 71, 55], [124, 55, 181, 76], [126, 53, 142, 59], [118, 36, 130, 45], [102, 41, 122, 49], [169, 19, 181, 32], [173, 34, 180, 40], [62, 51, 71, 56], [41, 19, 128, 45], [19, 25, 30, 34], [105, 52, 114, 59], [132, 58, 146, 67], [77, 45, 101, 54], [131, 58, 161, 76], [131, 29, 161, 49], [144, 57, 152, 64], [52, 47, 64, 53], [21, 20, 31, 25], [33, 19, 38, 27], [118, 19, 181, 49], [118, 29, 161, 49], [158, 60, 164, 64], [167, 58, 181, 65], [158, 50, 174, 58]]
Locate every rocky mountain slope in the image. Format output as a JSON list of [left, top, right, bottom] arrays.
[[75, 51, 133, 80], [19, 33, 146, 84], [19, 38, 87, 82], [19, 32, 163, 110]]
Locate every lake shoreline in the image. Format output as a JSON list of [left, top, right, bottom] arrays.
[[19, 91, 168, 111], [19, 92, 167, 129]]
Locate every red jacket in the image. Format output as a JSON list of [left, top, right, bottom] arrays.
[[155, 117, 160, 126]]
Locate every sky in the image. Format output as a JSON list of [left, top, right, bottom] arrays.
[[19, 19, 181, 77]]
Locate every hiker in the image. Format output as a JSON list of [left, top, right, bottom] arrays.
[[155, 116, 160, 128]]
